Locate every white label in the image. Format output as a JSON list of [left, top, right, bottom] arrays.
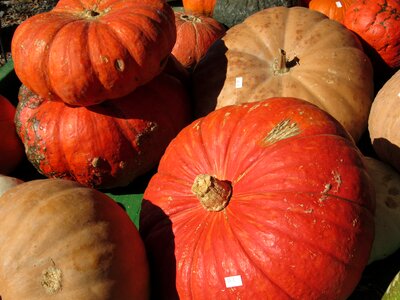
[[235, 77, 243, 88], [335, 1, 342, 7], [224, 275, 243, 288]]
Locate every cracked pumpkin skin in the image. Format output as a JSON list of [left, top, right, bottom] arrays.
[[0, 179, 149, 300], [140, 97, 375, 300], [11, 0, 176, 106]]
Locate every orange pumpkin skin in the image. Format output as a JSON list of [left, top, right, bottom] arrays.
[[0, 95, 24, 174], [182, 0, 216, 16], [172, 11, 226, 69], [140, 98, 375, 300], [0, 178, 149, 299], [309, 0, 355, 23], [343, 0, 400, 69], [11, 0, 176, 106], [14, 73, 191, 189]]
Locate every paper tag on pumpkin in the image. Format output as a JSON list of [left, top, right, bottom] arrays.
[[224, 275, 243, 288], [335, 1, 342, 7], [235, 77, 243, 89]]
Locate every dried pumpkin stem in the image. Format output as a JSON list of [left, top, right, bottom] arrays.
[[180, 14, 202, 23], [273, 49, 300, 75], [192, 174, 232, 212]]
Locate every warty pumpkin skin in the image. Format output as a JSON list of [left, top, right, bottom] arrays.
[[172, 11, 226, 70], [191, 6, 374, 142], [0, 178, 149, 299], [343, 0, 400, 69], [11, 0, 176, 106], [140, 97, 375, 300], [368, 69, 400, 173], [0, 95, 24, 174], [14, 73, 192, 189]]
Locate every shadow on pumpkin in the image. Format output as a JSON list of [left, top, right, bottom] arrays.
[[191, 39, 228, 119], [372, 137, 400, 173], [139, 199, 178, 300]]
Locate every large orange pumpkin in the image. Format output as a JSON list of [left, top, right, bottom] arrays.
[[14, 72, 191, 189], [140, 97, 375, 300], [0, 178, 149, 299], [191, 6, 374, 142], [11, 0, 176, 106], [0, 95, 24, 174]]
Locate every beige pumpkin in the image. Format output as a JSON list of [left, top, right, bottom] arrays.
[[369, 69, 400, 173], [191, 6, 374, 142], [0, 179, 149, 299], [364, 157, 400, 264], [0, 174, 23, 197]]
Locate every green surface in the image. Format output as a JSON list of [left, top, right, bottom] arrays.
[[106, 192, 143, 229], [0, 59, 14, 81]]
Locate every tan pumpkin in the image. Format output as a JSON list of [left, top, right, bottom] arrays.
[[191, 6, 374, 142], [0, 179, 149, 299], [364, 157, 400, 264], [0, 174, 23, 197], [369, 69, 400, 173]]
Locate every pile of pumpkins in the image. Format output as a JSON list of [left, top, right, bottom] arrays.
[[1, 0, 400, 299]]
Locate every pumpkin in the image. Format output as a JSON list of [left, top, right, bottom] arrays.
[[0, 174, 23, 197], [172, 11, 226, 69], [368, 69, 400, 173], [182, 0, 300, 27], [191, 6, 374, 142], [140, 97, 375, 300], [14, 72, 192, 189], [343, 0, 400, 69], [11, 0, 176, 106], [0, 95, 24, 174], [0, 178, 149, 299], [364, 157, 400, 264], [182, 0, 216, 16], [309, 0, 355, 23]]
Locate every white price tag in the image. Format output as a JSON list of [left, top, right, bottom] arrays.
[[235, 77, 243, 89], [335, 1, 342, 7], [224, 275, 243, 288]]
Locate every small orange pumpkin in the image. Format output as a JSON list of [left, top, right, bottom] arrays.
[[172, 11, 226, 69]]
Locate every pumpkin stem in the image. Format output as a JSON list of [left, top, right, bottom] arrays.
[[180, 14, 202, 23], [192, 174, 232, 212], [273, 49, 300, 75]]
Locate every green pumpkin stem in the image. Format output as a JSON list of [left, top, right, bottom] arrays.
[[192, 174, 232, 212]]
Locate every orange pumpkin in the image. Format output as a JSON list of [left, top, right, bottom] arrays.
[[172, 11, 226, 69], [182, 0, 216, 16], [309, 0, 355, 23], [0, 95, 24, 174], [11, 0, 176, 106]]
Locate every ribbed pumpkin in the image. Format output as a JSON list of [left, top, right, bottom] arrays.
[[0, 178, 149, 299], [14, 73, 191, 189], [172, 11, 226, 69], [343, 0, 400, 70], [368, 70, 400, 173], [11, 0, 176, 106], [191, 6, 374, 142], [0, 95, 24, 174], [309, 0, 355, 23], [140, 97, 375, 300]]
